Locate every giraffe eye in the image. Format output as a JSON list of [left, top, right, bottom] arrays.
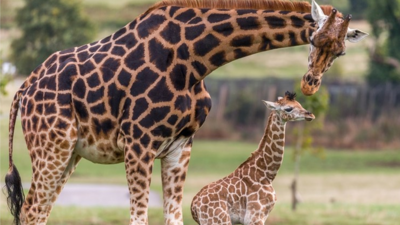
[[284, 107, 293, 112]]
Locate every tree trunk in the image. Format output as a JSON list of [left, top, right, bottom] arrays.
[[216, 84, 228, 121]]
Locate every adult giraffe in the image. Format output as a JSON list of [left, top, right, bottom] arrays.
[[5, 0, 367, 224]]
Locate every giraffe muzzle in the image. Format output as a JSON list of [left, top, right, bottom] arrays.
[[304, 111, 315, 121], [301, 73, 321, 96]]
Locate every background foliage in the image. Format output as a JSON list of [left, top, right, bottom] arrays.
[[366, 0, 400, 85], [10, 0, 95, 75], [293, 82, 329, 153]]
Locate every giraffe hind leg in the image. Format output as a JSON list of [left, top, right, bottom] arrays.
[[21, 122, 79, 224], [195, 203, 231, 225]]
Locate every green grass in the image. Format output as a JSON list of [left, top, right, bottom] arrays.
[[2, 202, 400, 225], [269, 203, 400, 225]]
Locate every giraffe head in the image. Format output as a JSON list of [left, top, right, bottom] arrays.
[[301, 0, 368, 96], [263, 91, 315, 122]]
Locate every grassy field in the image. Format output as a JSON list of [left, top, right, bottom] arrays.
[[1, 115, 400, 224], [1, 202, 399, 225]]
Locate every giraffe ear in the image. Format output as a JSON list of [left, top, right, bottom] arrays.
[[346, 28, 369, 43], [263, 100, 279, 110], [311, 0, 326, 24]]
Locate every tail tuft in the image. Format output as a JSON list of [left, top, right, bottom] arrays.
[[4, 164, 25, 225]]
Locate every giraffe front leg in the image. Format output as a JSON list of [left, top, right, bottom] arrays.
[[160, 137, 192, 225], [124, 140, 156, 225]]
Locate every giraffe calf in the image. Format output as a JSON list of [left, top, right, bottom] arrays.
[[191, 92, 315, 225]]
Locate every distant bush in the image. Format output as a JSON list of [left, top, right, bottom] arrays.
[[366, 0, 400, 85], [10, 0, 95, 75], [0, 0, 16, 29]]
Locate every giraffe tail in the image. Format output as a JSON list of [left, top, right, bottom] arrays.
[[5, 165, 24, 225], [4, 89, 25, 225]]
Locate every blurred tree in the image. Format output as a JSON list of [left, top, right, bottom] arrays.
[[224, 85, 265, 126], [290, 83, 329, 211], [10, 0, 95, 75], [1, 0, 14, 29], [348, 0, 368, 19], [319, 0, 349, 15], [366, 0, 400, 85]]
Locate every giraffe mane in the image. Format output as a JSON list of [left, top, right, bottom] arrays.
[[147, 0, 343, 17]]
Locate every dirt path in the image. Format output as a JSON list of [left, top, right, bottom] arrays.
[[24, 183, 163, 208]]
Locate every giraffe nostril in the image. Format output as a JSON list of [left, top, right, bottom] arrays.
[[305, 74, 312, 82], [308, 78, 313, 86], [313, 79, 319, 86]]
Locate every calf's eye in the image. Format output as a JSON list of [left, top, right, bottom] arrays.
[[284, 107, 293, 112]]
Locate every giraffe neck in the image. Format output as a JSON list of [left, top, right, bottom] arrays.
[[136, 6, 316, 84], [253, 111, 286, 182], [199, 8, 315, 74]]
